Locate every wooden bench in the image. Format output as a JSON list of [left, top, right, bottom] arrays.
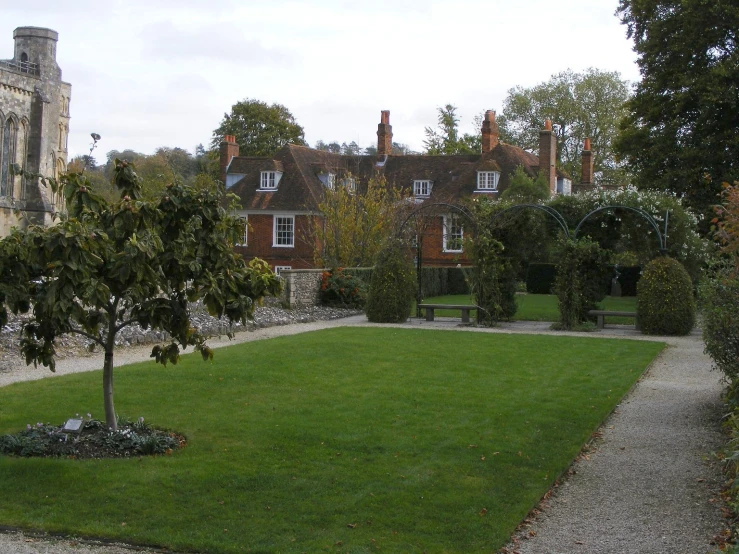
[[418, 304, 477, 323], [588, 310, 640, 330]]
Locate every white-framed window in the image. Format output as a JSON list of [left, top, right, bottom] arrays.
[[274, 265, 291, 276], [273, 215, 295, 247], [413, 180, 432, 197], [236, 216, 248, 246], [261, 171, 276, 189], [442, 214, 464, 253], [260, 171, 283, 190], [477, 171, 500, 190]]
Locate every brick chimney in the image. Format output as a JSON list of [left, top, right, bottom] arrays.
[[581, 137, 594, 185], [481, 110, 499, 153], [219, 135, 239, 184], [538, 120, 557, 194], [377, 110, 393, 156]]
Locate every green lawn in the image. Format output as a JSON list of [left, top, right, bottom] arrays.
[[416, 293, 637, 323], [0, 328, 663, 553]]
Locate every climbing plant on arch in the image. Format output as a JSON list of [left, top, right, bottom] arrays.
[[468, 196, 674, 328]]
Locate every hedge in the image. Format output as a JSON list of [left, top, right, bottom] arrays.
[[418, 267, 471, 297], [526, 263, 557, 294]]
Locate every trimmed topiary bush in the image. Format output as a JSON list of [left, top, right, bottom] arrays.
[[365, 239, 417, 323], [637, 257, 695, 335]]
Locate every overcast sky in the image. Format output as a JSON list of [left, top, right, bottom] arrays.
[[2, 0, 640, 163]]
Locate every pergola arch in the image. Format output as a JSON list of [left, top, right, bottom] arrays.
[[573, 205, 668, 253], [397, 202, 477, 317]]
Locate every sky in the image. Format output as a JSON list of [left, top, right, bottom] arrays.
[[1, 0, 640, 163]]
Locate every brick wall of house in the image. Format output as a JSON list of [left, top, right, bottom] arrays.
[[237, 213, 474, 270], [417, 216, 471, 267], [236, 214, 316, 270]]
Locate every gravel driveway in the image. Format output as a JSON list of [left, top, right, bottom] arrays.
[[0, 317, 729, 554]]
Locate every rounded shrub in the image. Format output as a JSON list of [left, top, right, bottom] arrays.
[[365, 239, 416, 323], [636, 256, 695, 335]]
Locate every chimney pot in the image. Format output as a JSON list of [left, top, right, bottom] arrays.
[[583, 137, 591, 151], [544, 119, 552, 131]]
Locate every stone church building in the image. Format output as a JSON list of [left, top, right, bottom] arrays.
[[0, 26, 70, 237]]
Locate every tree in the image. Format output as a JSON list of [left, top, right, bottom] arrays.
[[498, 69, 631, 185], [310, 175, 409, 267], [211, 98, 306, 156], [423, 105, 481, 155], [0, 161, 281, 431], [500, 166, 550, 203], [713, 181, 739, 271], [614, 1, 739, 225]]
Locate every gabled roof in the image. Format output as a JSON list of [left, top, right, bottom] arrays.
[[228, 140, 558, 212], [229, 144, 347, 212]]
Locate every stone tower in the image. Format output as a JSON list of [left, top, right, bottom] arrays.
[[0, 26, 71, 236]]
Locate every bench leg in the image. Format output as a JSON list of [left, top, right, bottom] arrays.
[[461, 309, 470, 323], [597, 315, 605, 329], [425, 308, 434, 322]]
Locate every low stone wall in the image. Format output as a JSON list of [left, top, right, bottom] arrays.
[[280, 269, 325, 308]]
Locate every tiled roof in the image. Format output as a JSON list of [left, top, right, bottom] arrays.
[[228, 141, 558, 212]]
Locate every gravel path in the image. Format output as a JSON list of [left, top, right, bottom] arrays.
[[504, 330, 727, 554], [0, 318, 729, 553]]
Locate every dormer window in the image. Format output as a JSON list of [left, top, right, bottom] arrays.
[[319, 172, 336, 190], [413, 180, 432, 197], [341, 177, 356, 192], [260, 171, 283, 190], [477, 171, 500, 191]]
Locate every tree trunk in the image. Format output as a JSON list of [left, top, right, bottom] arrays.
[[103, 316, 117, 431], [103, 349, 116, 431]]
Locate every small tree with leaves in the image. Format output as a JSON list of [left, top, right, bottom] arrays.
[[310, 175, 409, 268], [0, 161, 281, 431]]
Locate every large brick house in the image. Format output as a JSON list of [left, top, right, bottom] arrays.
[[222, 110, 594, 271]]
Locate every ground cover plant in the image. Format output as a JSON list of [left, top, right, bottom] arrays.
[[0, 415, 184, 459], [0, 328, 663, 553], [416, 293, 636, 323]]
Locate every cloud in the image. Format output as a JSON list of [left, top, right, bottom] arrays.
[[140, 21, 296, 66]]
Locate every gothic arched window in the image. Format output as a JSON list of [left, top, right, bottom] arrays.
[[1, 118, 18, 197]]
